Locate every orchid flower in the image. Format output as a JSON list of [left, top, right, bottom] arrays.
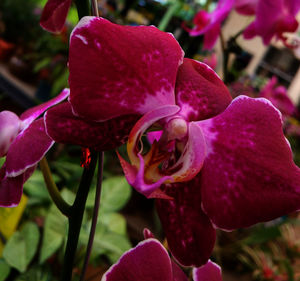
[[185, 0, 235, 49], [259, 76, 296, 117], [101, 237, 222, 281], [243, 0, 300, 45], [0, 89, 69, 207], [40, 0, 72, 33], [45, 17, 300, 267]]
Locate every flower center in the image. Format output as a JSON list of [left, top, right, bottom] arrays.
[[166, 117, 188, 141]]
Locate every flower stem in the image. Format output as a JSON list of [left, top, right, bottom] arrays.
[[79, 151, 104, 281], [220, 31, 229, 84], [40, 157, 71, 217], [91, 0, 99, 17], [60, 151, 98, 281]]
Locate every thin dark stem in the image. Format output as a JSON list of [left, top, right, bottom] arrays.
[[79, 152, 104, 281], [60, 151, 98, 281], [220, 31, 229, 84], [91, 0, 99, 17], [75, 0, 91, 19]]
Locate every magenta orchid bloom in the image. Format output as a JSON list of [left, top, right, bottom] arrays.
[[101, 237, 222, 281], [259, 76, 296, 117], [45, 17, 300, 267], [244, 0, 300, 45], [0, 89, 69, 207], [40, 0, 72, 33], [185, 0, 235, 49]]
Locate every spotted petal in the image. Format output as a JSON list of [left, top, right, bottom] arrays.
[[101, 239, 174, 281], [198, 96, 300, 230], [0, 164, 35, 207], [175, 59, 231, 121], [156, 176, 216, 267], [193, 260, 222, 281], [69, 17, 184, 121], [40, 0, 72, 33], [20, 88, 69, 129], [45, 102, 139, 151], [5, 119, 54, 177]]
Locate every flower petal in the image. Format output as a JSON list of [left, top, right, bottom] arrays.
[[20, 88, 69, 128], [243, 0, 299, 45], [168, 122, 206, 183], [0, 111, 21, 157], [45, 102, 139, 151], [0, 164, 35, 207], [101, 239, 173, 281], [40, 0, 72, 33], [69, 17, 184, 121], [156, 177, 216, 267], [5, 119, 54, 177], [172, 261, 188, 281], [175, 59, 231, 121], [234, 0, 257, 15], [198, 96, 300, 230], [193, 260, 222, 281]]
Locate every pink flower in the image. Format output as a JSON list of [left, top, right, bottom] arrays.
[[185, 0, 235, 49], [45, 17, 300, 266], [40, 0, 72, 33], [259, 76, 296, 117], [0, 89, 69, 207], [244, 0, 300, 45], [101, 237, 222, 281]]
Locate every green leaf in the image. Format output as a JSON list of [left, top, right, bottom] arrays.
[[14, 265, 56, 281], [241, 225, 281, 245], [39, 205, 67, 263], [91, 231, 131, 262], [0, 259, 10, 281], [96, 176, 132, 213], [3, 222, 40, 272], [101, 213, 127, 235], [23, 170, 54, 205], [39, 189, 74, 263]]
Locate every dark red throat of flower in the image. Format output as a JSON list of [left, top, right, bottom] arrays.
[[80, 147, 92, 168]]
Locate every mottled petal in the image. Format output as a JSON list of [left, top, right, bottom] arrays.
[[40, 0, 72, 33], [198, 96, 300, 230], [0, 111, 21, 157], [69, 17, 184, 121], [193, 260, 222, 281], [45, 102, 139, 151], [5, 119, 54, 177], [101, 239, 173, 281], [20, 88, 69, 128], [0, 165, 35, 207], [156, 177, 216, 267], [175, 59, 231, 121]]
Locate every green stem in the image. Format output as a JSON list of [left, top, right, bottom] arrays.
[[40, 157, 71, 217], [158, 1, 182, 31], [75, 0, 91, 19], [60, 151, 98, 281]]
